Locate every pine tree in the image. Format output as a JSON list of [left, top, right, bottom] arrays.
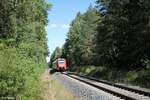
[[96, 0, 150, 69]]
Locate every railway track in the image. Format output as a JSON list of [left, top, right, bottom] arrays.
[[62, 72, 150, 100]]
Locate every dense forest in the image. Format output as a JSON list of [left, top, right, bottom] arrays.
[[50, 0, 150, 87], [0, 0, 51, 99]]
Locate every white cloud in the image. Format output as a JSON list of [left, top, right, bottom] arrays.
[[49, 24, 57, 28], [61, 24, 70, 29], [46, 23, 70, 30]]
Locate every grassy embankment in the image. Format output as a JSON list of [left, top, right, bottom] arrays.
[[40, 70, 75, 100], [70, 66, 150, 88]]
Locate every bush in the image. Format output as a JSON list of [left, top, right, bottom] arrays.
[[0, 46, 48, 99], [0, 49, 25, 98]]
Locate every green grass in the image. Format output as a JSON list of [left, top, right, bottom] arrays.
[[70, 65, 150, 88]]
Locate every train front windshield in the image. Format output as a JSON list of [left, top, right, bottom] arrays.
[[58, 59, 66, 67], [58, 61, 65, 64]]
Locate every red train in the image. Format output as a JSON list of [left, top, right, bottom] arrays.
[[53, 58, 68, 71]]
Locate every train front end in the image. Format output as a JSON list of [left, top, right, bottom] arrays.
[[56, 58, 67, 71]]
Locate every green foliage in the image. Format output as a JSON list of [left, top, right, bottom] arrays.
[[64, 6, 101, 66], [0, 49, 25, 98], [0, 0, 51, 99], [60, 0, 150, 88], [96, 0, 150, 69], [0, 0, 16, 37]]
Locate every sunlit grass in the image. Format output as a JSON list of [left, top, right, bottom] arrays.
[[41, 71, 75, 100]]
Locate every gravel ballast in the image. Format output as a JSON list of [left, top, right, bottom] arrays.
[[51, 72, 123, 100]]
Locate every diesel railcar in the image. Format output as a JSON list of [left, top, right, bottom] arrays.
[[53, 58, 68, 71]]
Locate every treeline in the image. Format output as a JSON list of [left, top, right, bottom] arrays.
[[95, 0, 150, 70], [49, 6, 100, 68], [0, 0, 50, 99], [50, 0, 150, 86]]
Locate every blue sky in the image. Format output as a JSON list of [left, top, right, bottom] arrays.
[[46, 0, 96, 56]]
